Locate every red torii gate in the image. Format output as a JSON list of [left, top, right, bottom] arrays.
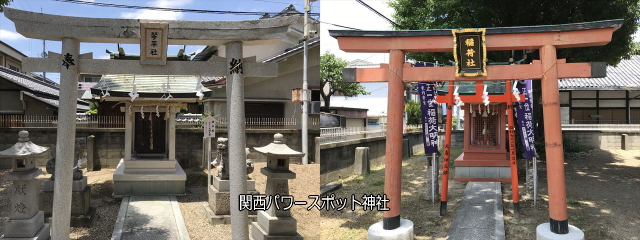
[[330, 20, 621, 238]]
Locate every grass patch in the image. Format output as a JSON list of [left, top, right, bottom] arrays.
[[372, 179, 384, 186], [321, 147, 465, 239], [567, 197, 582, 206]]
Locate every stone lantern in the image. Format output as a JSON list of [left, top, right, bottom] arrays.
[[251, 133, 305, 240], [0, 130, 50, 239]]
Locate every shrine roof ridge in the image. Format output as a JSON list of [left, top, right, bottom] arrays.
[[329, 19, 623, 38], [4, 8, 300, 45]]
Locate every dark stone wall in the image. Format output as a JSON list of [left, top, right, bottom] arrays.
[[0, 128, 318, 169], [319, 131, 429, 185]]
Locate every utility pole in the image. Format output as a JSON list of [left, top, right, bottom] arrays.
[[41, 8, 47, 80], [301, 0, 310, 165]]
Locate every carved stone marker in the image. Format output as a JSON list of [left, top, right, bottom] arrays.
[[0, 130, 50, 239], [41, 137, 95, 227], [203, 137, 258, 224], [251, 133, 305, 240]]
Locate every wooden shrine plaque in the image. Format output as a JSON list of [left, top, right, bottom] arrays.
[[203, 115, 216, 138], [140, 22, 169, 66], [452, 28, 487, 77]]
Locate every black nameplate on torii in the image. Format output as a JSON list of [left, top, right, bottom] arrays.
[[453, 28, 487, 77]]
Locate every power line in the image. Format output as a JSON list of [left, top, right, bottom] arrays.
[[21, 0, 33, 11], [319, 20, 361, 30], [54, 0, 320, 17], [251, 0, 304, 7], [355, 0, 402, 29], [13, 0, 25, 10]]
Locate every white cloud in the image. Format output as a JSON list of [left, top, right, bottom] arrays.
[[97, 54, 111, 59], [120, 0, 193, 20], [0, 29, 27, 41]]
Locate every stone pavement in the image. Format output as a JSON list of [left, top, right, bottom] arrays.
[[447, 182, 505, 240], [111, 196, 190, 240]]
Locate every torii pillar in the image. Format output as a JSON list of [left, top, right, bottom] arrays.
[[331, 19, 621, 240], [53, 37, 81, 239]]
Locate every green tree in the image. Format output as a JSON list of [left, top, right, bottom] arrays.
[[320, 52, 370, 108], [405, 100, 421, 125], [389, 0, 639, 66], [389, 0, 639, 159], [0, 0, 12, 12], [86, 102, 99, 115]]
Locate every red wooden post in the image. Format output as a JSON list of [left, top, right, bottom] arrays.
[[382, 49, 405, 229], [506, 80, 521, 212], [440, 83, 455, 216], [540, 45, 569, 234]]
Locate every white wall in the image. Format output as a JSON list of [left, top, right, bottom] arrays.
[[207, 45, 320, 119]]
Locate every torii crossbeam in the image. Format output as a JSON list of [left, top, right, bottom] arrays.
[[331, 19, 621, 239]]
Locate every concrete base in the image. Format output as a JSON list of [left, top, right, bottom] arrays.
[[202, 204, 257, 225], [45, 207, 97, 228], [251, 223, 302, 240], [113, 159, 186, 197], [536, 223, 584, 240], [454, 166, 511, 182], [3, 211, 44, 238], [368, 218, 414, 240], [44, 177, 87, 192], [0, 223, 50, 240], [213, 176, 256, 192], [41, 186, 92, 217], [207, 183, 260, 217]]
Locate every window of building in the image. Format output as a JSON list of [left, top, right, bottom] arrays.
[[8, 65, 19, 72], [570, 108, 627, 124], [245, 102, 284, 119], [83, 75, 102, 82]]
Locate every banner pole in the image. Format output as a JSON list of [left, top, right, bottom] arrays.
[[533, 156, 537, 206], [432, 152, 436, 204], [208, 138, 212, 187]]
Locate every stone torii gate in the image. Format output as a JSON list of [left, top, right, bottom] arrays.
[[5, 8, 299, 240], [330, 20, 622, 239]]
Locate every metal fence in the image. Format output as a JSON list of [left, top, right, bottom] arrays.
[[320, 124, 422, 144], [0, 115, 125, 128], [0, 114, 319, 130], [562, 124, 640, 131], [175, 115, 320, 129], [561, 119, 640, 124]]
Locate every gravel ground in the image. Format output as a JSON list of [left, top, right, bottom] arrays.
[[177, 162, 321, 240], [320, 148, 466, 240], [0, 167, 120, 240], [503, 149, 640, 240]]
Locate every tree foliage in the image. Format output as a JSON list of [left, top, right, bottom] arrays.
[[405, 100, 421, 125], [0, 0, 12, 12], [320, 52, 370, 108], [389, 0, 640, 66], [85, 102, 99, 115]]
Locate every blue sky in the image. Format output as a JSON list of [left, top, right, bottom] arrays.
[[0, 0, 318, 83]]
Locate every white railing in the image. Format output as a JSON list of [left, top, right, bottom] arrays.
[[562, 124, 640, 131], [561, 119, 639, 124], [175, 115, 320, 129], [0, 115, 125, 128], [0, 114, 319, 130], [320, 124, 422, 144]]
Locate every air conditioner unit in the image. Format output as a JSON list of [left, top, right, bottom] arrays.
[[308, 101, 321, 114]]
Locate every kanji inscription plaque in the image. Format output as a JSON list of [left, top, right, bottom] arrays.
[[452, 28, 487, 77], [140, 22, 169, 65]]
